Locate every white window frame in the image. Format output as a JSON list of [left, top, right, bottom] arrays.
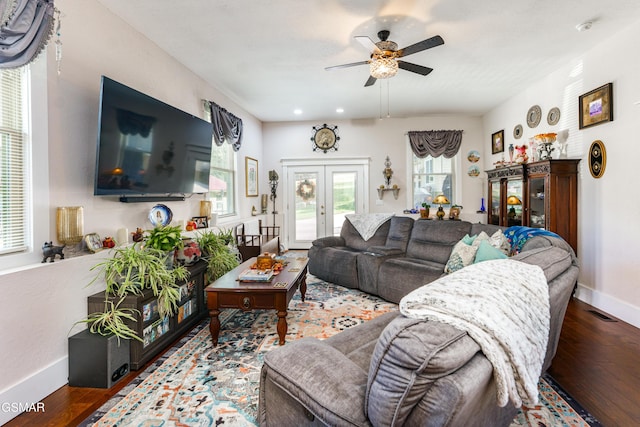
[[406, 144, 459, 210]]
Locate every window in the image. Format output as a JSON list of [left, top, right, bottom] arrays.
[[208, 142, 236, 216], [203, 102, 236, 216], [412, 154, 455, 209], [0, 67, 28, 255]]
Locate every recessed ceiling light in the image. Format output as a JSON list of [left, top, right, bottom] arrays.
[[294, 109, 303, 115], [576, 21, 593, 32], [336, 108, 344, 113]]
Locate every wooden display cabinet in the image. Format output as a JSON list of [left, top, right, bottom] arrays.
[[486, 159, 580, 252], [525, 159, 580, 252], [87, 261, 207, 370]]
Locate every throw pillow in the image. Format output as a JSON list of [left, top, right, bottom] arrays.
[[489, 229, 511, 255], [461, 233, 476, 245], [444, 240, 479, 273], [474, 239, 508, 263]]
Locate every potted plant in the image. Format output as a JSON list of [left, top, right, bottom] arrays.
[[144, 225, 184, 267], [195, 228, 240, 283], [420, 203, 430, 219], [77, 243, 189, 341]]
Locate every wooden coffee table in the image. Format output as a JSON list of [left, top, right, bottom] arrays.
[[205, 256, 308, 346]]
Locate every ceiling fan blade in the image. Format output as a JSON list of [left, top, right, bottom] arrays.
[[397, 35, 444, 57], [325, 60, 370, 71], [355, 36, 382, 54], [364, 75, 377, 87], [397, 61, 434, 76]]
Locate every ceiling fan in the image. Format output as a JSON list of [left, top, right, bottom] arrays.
[[325, 30, 444, 87]]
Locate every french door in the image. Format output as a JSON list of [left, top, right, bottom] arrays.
[[282, 158, 369, 249]]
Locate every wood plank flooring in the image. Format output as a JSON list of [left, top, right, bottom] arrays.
[[5, 297, 640, 427]]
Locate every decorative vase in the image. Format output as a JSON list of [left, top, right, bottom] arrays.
[[174, 239, 201, 267], [508, 144, 514, 164], [480, 198, 486, 212]]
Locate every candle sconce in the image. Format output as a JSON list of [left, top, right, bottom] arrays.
[[377, 156, 400, 200]]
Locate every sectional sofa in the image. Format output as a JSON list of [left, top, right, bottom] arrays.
[[259, 216, 579, 426]]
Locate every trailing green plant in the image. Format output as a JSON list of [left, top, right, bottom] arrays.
[[144, 225, 184, 252], [194, 228, 240, 282], [78, 243, 189, 340]]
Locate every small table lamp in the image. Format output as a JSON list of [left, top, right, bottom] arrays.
[[507, 195, 522, 219], [433, 194, 450, 220]]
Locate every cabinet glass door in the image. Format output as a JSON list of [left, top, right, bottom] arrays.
[[528, 177, 546, 228], [506, 179, 524, 227], [489, 180, 501, 225]]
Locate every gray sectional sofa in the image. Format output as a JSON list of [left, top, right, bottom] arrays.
[[259, 216, 579, 426]]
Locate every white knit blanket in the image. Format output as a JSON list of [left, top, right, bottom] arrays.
[[399, 259, 549, 407], [345, 213, 394, 241]]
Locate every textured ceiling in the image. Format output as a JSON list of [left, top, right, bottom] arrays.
[[95, 0, 640, 122]]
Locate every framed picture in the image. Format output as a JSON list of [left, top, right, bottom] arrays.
[[491, 130, 504, 154], [245, 156, 258, 197], [85, 233, 103, 253], [191, 216, 209, 229], [579, 83, 613, 129]]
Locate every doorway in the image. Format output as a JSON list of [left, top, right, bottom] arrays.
[[282, 158, 369, 249]]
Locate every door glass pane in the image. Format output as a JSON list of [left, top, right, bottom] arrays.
[[529, 177, 545, 228], [506, 179, 523, 226], [332, 172, 356, 236], [490, 181, 501, 225], [294, 172, 317, 241]]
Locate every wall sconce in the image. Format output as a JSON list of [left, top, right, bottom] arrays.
[[56, 206, 84, 245], [433, 195, 450, 220], [383, 156, 394, 187], [268, 170, 279, 225]]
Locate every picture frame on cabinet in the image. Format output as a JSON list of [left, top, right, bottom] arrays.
[[491, 130, 505, 154], [579, 83, 613, 129]]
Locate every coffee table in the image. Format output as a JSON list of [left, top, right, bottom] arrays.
[[205, 256, 308, 346]]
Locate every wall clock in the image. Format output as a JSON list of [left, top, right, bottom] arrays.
[[311, 124, 339, 153]]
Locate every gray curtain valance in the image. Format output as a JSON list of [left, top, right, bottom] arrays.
[[0, 0, 55, 69], [208, 100, 243, 151], [408, 130, 463, 159]]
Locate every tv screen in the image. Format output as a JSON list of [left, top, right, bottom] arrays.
[[94, 76, 213, 197]]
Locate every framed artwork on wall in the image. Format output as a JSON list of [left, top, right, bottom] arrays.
[[491, 130, 505, 154], [579, 83, 613, 129], [245, 157, 258, 197]]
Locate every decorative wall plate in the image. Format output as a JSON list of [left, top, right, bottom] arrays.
[[513, 124, 523, 139], [467, 165, 480, 177], [588, 140, 606, 178], [547, 107, 561, 125], [149, 204, 173, 226], [467, 150, 480, 162], [527, 105, 542, 128]]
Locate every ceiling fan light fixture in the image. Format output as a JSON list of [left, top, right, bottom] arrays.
[[370, 57, 398, 79]]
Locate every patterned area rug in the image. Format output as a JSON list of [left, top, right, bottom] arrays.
[[81, 274, 601, 427]]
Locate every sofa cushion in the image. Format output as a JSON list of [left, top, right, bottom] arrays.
[[365, 316, 481, 426], [308, 246, 361, 289], [406, 220, 472, 264], [340, 218, 390, 250], [378, 258, 446, 303]]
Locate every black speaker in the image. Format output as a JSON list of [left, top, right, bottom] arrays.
[[68, 329, 130, 388]]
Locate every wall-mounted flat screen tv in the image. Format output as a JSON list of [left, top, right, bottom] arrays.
[[94, 76, 213, 198]]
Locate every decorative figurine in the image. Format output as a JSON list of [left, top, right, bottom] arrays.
[[102, 237, 116, 248], [42, 241, 65, 263], [132, 227, 144, 242]]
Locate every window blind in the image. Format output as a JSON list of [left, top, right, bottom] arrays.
[[0, 67, 28, 255]]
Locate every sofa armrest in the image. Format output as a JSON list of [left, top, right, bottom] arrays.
[[259, 338, 369, 426], [364, 246, 405, 257], [311, 235, 345, 248]]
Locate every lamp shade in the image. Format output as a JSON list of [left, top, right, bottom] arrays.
[[433, 194, 450, 205], [370, 57, 398, 79], [507, 195, 522, 205]]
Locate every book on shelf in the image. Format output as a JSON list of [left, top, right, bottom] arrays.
[[238, 268, 274, 282]]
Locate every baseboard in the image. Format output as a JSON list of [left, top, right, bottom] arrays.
[[575, 282, 640, 329], [0, 356, 68, 425]]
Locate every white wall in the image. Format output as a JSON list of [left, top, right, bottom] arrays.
[[483, 21, 640, 328], [0, 1, 264, 423], [262, 115, 486, 221]]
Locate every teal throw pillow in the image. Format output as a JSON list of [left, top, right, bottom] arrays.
[[461, 233, 476, 245], [474, 239, 508, 264]]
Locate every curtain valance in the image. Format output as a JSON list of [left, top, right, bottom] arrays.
[[408, 130, 463, 158], [208, 100, 243, 151], [0, 0, 55, 69]]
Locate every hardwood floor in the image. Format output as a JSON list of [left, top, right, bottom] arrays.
[[5, 297, 640, 427]]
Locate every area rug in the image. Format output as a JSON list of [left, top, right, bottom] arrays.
[[81, 273, 601, 427]]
